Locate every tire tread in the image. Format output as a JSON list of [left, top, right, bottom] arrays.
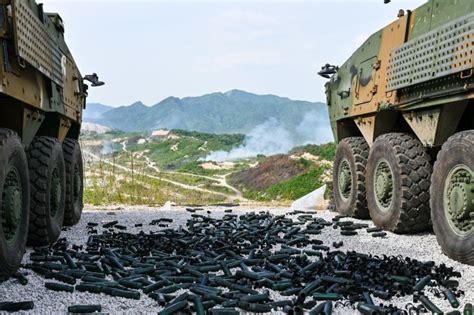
[[431, 130, 474, 265], [375, 133, 432, 233], [27, 137, 62, 246], [63, 139, 83, 226], [336, 137, 369, 218]]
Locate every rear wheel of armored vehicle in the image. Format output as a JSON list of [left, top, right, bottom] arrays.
[[367, 133, 432, 233], [431, 131, 474, 265], [63, 139, 84, 226], [27, 137, 66, 246], [333, 137, 370, 219], [0, 129, 30, 280]]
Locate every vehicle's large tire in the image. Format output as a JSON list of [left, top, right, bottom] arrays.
[[367, 133, 432, 233], [63, 139, 83, 226], [430, 131, 474, 265], [333, 137, 370, 219], [0, 129, 30, 280], [27, 137, 66, 246]]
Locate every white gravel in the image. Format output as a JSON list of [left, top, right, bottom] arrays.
[[0, 206, 472, 314]]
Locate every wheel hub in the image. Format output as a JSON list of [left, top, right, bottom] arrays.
[[338, 159, 352, 200], [445, 166, 473, 235], [374, 160, 394, 211], [1, 167, 23, 244]]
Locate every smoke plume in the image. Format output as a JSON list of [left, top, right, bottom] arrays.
[[204, 111, 332, 162]]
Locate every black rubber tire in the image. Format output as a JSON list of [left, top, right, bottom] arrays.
[[430, 131, 474, 265], [63, 139, 84, 226], [333, 137, 370, 219], [367, 133, 432, 234], [0, 129, 30, 280], [27, 137, 66, 246]]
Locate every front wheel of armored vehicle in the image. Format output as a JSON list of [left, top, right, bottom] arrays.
[[63, 139, 84, 226], [0, 129, 30, 280], [333, 137, 370, 218], [27, 137, 66, 246], [367, 133, 432, 233], [431, 131, 474, 265]]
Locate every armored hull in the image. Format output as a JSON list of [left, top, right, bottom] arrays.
[[0, 0, 98, 279], [323, 0, 474, 265]]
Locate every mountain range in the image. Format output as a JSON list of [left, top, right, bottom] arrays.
[[84, 90, 330, 138]]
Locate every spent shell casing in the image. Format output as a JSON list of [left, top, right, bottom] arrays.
[[357, 302, 387, 315], [52, 273, 76, 285], [362, 292, 374, 305], [14, 272, 28, 285], [419, 295, 443, 314], [67, 305, 102, 313], [143, 281, 167, 294], [237, 302, 273, 313], [366, 227, 383, 233], [158, 301, 188, 315], [106, 288, 140, 300], [240, 292, 270, 303], [118, 279, 143, 289], [0, 301, 34, 312], [192, 296, 205, 315], [313, 293, 342, 301], [209, 308, 240, 315], [444, 289, 460, 308], [150, 293, 168, 307], [323, 301, 333, 315], [308, 302, 325, 315], [413, 275, 432, 291], [45, 282, 74, 293], [464, 303, 473, 315]]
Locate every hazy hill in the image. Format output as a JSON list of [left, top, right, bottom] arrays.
[[84, 90, 330, 138], [84, 103, 114, 120]]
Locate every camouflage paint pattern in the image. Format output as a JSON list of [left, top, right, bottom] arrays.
[[325, 0, 474, 147], [0, 0, 87, 145]]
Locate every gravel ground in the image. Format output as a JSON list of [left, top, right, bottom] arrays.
[[1, 206, 472, 314]]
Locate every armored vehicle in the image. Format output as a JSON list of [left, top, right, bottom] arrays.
[[0, 0, 102, 279], [320, 0, 473, 265]]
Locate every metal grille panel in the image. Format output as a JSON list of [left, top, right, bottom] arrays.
[[12, 0, 63, 86], [386, 12, 474, 91]]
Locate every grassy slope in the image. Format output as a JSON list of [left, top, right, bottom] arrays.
[[231, 143, 336, 202], [126, 130, 245, 170], [83, 159, 227, 206], [242, 167, 328, 201], [82, 130, 245, 205], [82, 130, 335, 205], [290, 143, 336, 161]]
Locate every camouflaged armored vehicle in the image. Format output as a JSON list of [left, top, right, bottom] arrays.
[[0, 0, 102, 279], [320, 0, 473, 265]]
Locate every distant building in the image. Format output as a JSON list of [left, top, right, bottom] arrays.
[[151, 129, 170, 138], [150, 129, 181, 140]]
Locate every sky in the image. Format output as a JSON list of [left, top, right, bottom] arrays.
[[41, 0, 427, 106]]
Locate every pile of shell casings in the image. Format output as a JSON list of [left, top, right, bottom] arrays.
[[20, 210, 467, 314]]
